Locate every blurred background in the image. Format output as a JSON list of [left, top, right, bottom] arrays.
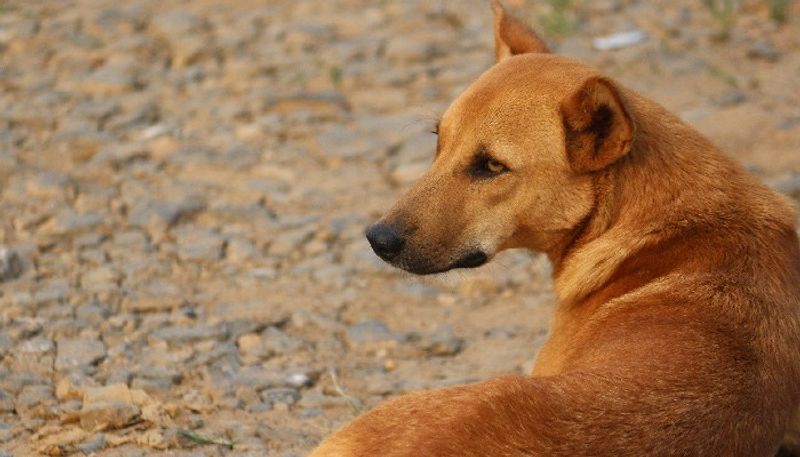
[[0, 0, 798, 455]]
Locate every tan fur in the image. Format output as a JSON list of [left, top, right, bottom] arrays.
[[311, 2, 800, 456]]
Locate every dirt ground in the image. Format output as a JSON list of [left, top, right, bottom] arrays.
[[0, 0, 799, 455]]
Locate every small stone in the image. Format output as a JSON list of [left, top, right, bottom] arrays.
[[77, 434, 106, 454], [0, 389, 15, 413], [346, 320, 396, 346], [150, 324, 228, 344], [74, 232, 106, 248], [748, 41, 781, 62], [80, 267, 119, 292], [260, 388, 300, 407], [41, 210, 105, 236], [0, 247, 23, 282], [55, 339, 107, 372], [55, 377, 84, 401], [0, 422, 16, 443], [262, 327, 302, 355], [16, 384, 54, 412], [75, 303, 111, 323], [424, 325, 465, 357], [248, 402, 273, 413], [91, 143, 149, 168], [225, 237, 257, 262], [78, 66, 139, 96], [132, 366, 183, 392], [592, 30, 647, 51], [35, 428, 89, 454], [712, 90, 746, 107], [268, 226, 314, 257], [127, 196, 205, 229], [778, 116, 800, 131], [285, 372, 315, 389], [34, 280, 70, 306], [767, 175, 800, 201], [229, 367, 290, 391], [79, 384, 140, 431], [79, 402, 140, 431], [237, 333, 262, 354], [174, 228, 225, 262], [20, 338, 55, 354], [83, 384, 133, 405]]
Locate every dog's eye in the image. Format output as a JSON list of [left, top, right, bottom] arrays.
[[431, 122, 440, 135], [485, 159, 506, 174], [471, 155, 509, 178]]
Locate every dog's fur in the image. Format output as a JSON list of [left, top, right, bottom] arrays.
[[311, 2, 800, 456]]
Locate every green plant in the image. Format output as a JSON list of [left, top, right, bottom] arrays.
[[539, 0, 578, 36], [770, 0, 791, 23], [702, 0, 737, 41], [329, 66, 343, 87]]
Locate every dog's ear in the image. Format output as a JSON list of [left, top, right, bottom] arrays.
[[492, 0, 550, 62], [561, 77, 635, 173]]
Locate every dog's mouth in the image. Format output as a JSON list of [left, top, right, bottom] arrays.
[[396, 250, 490, 276], [450, 251, 489, 269]]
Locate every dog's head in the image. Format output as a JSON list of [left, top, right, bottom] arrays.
[[367, 1, 635, 275]]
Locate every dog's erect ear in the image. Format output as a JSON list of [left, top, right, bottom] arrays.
[[491, 0, 550, 62], [561, 77, 635, 173]]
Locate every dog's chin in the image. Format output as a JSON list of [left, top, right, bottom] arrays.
[[392, 251, 490, 276]]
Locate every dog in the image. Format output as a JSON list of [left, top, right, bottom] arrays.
[[311, 2, 800, 456]]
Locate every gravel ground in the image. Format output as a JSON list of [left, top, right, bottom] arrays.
[[0, 0, 799, 455]]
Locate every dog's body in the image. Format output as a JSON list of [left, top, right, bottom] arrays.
[[311, 3, 800, 456]]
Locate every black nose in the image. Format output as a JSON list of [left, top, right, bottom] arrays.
[[366, 224, 406, 261]]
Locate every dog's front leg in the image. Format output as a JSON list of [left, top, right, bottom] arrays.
[[310, 375, 551, 457]]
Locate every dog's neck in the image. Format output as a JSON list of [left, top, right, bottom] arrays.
[[550, 91, 783, 307]]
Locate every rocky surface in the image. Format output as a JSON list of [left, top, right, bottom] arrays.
[[0, 0, 798, 455]]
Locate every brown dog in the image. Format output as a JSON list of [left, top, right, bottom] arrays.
[[311, 2, 800, 456]]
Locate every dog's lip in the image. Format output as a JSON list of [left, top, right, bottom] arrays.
[[398, 250, 490, 275], [450, 251, 489, 269]]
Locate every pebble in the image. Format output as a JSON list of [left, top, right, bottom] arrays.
[[424, 325, 465, 357], [262, 326, 303, 355], [229, 367, 291, 391], [345, 320, 397, 346], [16, 384, 55, 412], [260, 388, 301, 407], [285, 372, 315, 389], [748, 41, 781, 62], [0, 389, 15, 413], [127, 196, 206, 229], [33, 280, 71, 306], [77, 434, 107, 454], [174, 227, 226, 262], [79, 384, 142, 430], [79, 401, 140, 430], [767, 175, 800, 201], [150, 324, 229, 344], [0, 247, 23, 282], [712, 89, 746, 107], [55, 339, 107, 372], [20, 338, 55, 354], [0, 423, 15, 444], [592, 30, 647, 51]]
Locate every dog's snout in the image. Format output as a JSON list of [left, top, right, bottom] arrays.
[[366, 224, 406, 261]]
